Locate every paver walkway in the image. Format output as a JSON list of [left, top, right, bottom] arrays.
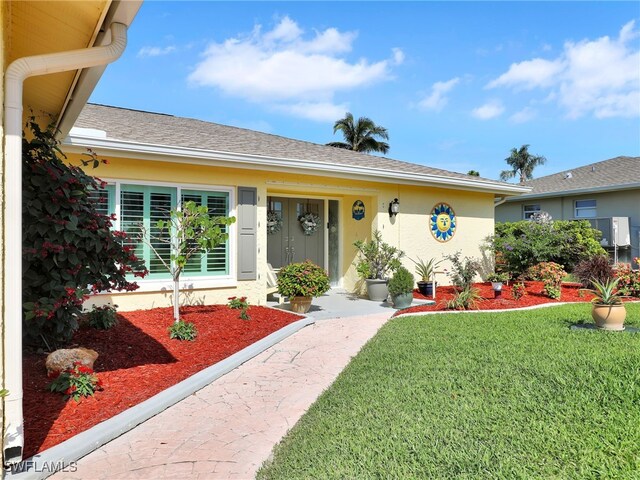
[[54, 312, 391, 479]]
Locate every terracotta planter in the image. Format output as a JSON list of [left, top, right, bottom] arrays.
[[591, 303, 626, 331], [391, 292, 413, 309], [289, 296, 313, 314], [365, 279, 389, 302]]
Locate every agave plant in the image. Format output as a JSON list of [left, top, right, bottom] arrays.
[[583, 277, 624, 305], [411, 257, 442, 282]]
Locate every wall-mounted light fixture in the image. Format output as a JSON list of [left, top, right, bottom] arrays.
[[389, 198, 400, 218]]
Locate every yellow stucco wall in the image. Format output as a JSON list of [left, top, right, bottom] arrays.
[[67, 153, 496, 310], [1, 0, 7, 440]]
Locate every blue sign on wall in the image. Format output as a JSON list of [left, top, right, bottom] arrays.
[[352, 200, 365, 220]]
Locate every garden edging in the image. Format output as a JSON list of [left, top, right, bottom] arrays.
[[394, 299, 640, 318], [8, 314, 316, 480]]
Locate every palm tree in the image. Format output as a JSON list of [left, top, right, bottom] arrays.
[[499, 145, 546, 184], [327, 112, 390, 154]]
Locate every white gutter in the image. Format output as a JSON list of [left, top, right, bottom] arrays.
[[64, 135, 532, 196], [3, 22, 128, 465]]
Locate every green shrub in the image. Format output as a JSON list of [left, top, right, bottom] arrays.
[[512, 282, 527, 300], [388, 267, 415, 296], [487, 272, 509, 283], [353, 231, 404, 280], [573, 255, 614, 288], [490, 220, 605, 275], [277, 261, 330, 298], [86, 304, 118, 330], [444, 286, 482, 310], [22, 119, 147, 347], [168, 320, 197, 341], [445, 251, 480, 290]]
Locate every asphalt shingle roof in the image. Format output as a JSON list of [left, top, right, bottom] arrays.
[[517, 156, 640, 197], [73, 104, 511, 188]]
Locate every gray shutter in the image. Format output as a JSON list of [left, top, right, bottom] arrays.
[[237, 187, 257, 280]]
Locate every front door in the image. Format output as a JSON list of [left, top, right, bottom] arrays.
[[267, 197, 324, 269]]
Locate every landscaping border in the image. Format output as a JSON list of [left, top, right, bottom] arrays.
[[7, 314, 316, 480], [394, 299, 640, 318]]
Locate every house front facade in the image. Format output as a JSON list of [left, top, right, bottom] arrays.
[[496, 157, 640, 264], [64, 104, 528, 310]]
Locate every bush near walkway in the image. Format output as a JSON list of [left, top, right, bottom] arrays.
[[259, 304, 640, 479]]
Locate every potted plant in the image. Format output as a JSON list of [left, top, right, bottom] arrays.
[[487, 272, 509, 291], [353, 231, 404, 301], [388, 266, 415, 309], [583, 277, 626, 331], [412, 257, 442, 296], [277, 260, 330, 314]]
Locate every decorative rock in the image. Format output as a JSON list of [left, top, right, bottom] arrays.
[[46, 348, 99, 376]]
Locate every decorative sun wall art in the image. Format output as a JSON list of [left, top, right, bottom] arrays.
[[430, 203, 457, 242]]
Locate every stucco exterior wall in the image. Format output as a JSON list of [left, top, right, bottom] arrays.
[[1, 0, 7, 459], [496, 189, 640, 263], [68, 153, 497, 310]]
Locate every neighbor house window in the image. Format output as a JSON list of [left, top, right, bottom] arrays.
[[90, 182, 231, 280], [523, 204, 541, 220], [574, 199, 596, 218]]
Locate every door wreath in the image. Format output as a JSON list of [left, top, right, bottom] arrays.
[[266, 210, 282, 235], [299, 212, 320, 236]]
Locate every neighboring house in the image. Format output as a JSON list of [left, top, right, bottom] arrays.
[[1, 0, 142, 466], [63, 104, 529, 312], [495, 156, 640, 264]]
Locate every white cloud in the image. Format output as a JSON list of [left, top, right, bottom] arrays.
[[509, 106, 537, 124], [487, 58, 564, 90], [137, 45, 176, 58], [487, 20, 640, 118], [471, 100, 505, 120], [392, 48, 405, 65], [418, 77, 460, 112], [275, 102, 349, 122], [188, 16, 397, 121]]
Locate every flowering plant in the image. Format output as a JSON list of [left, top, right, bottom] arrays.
[[277, 261, 330, 298], [228, 296, 249, 309], [48, 362, 102, 402], [614, 262, 640, 297], [228, 296, 250, 320], [527, 262, 566, 299]]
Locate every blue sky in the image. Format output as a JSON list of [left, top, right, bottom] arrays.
[[89, 1, 640, 181]]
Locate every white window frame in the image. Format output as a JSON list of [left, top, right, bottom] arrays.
[[523, 204, 541, 220], [574, 199, 597, 219], [95, 178, 237, 293]]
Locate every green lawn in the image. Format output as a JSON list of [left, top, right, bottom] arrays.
[[258, 303, 640, 479]]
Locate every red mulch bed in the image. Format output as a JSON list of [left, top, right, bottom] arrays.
[[399, 281, 592, 316], [22, 305, 303, 458]]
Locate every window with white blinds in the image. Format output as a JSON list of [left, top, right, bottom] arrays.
[[93, 182, 231, 280]]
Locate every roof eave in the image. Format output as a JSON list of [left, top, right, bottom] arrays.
[[503, 182, 640, 201], [56, 0, 143, 138], [63, 134, 531, 195]]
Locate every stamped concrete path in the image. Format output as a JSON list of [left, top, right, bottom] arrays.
[[55, 311, 391, 479]]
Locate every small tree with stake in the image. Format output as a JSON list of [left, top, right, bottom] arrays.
[[138, 201, 235, 329]]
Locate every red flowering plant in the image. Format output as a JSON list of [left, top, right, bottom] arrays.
[[22, 118, 147, 347], [228, 296, 250, 320], [614, 262, 640, 298], [48, 362, 103, 402], [527, 262, 566, 299]]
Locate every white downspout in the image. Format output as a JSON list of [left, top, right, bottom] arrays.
[[3, 22, 127, 465]]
